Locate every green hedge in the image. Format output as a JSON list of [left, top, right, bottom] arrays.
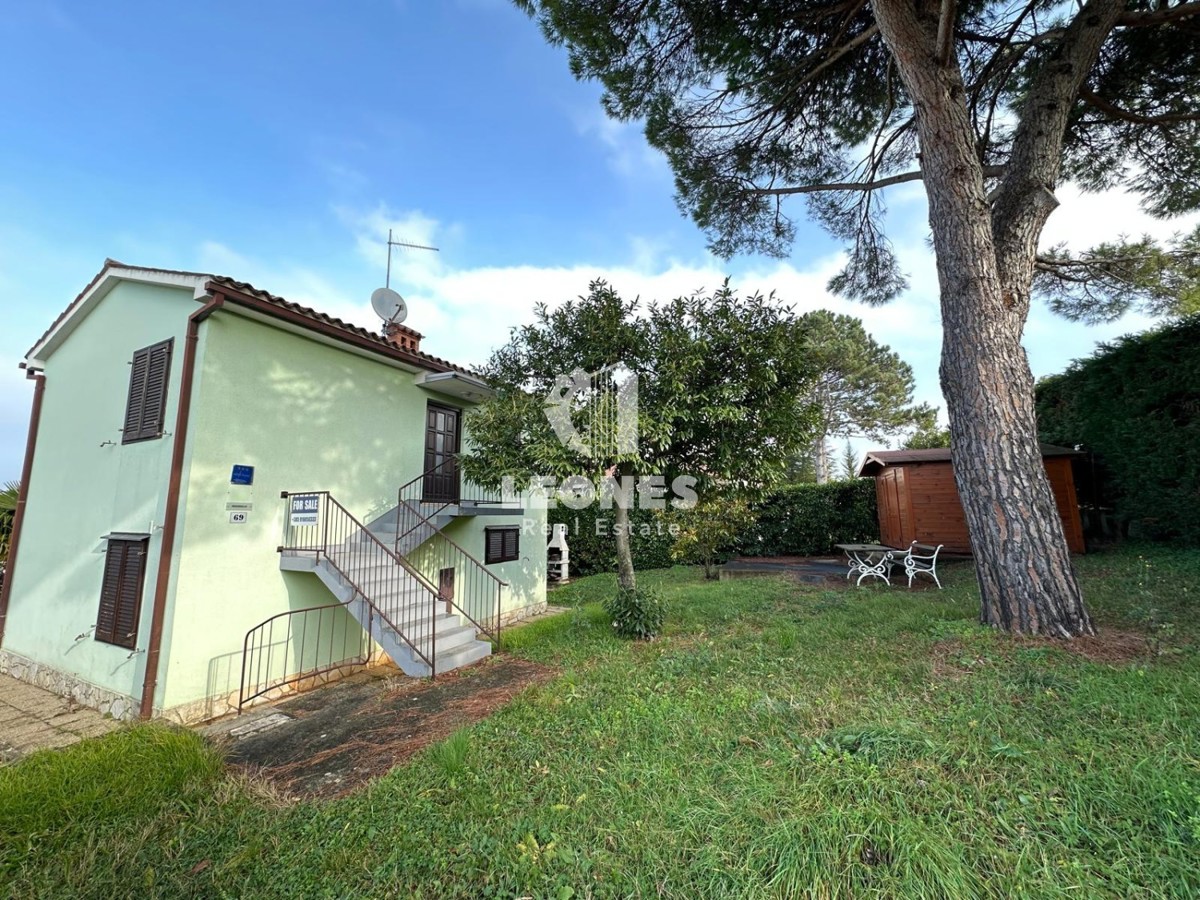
[[736, 479, 879, 558], [547, 505, 677, 578], [1036, 315, 1200, 544], [549, 479, 879, 577]]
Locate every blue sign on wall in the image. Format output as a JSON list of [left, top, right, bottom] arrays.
[[230, 465, 255, 486]]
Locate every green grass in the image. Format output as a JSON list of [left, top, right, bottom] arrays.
[[2, 545, 1199, 898]]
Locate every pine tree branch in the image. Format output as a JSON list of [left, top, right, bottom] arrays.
[[935, 0, 958, 64], [750, 164, 1005, 196], [991, 0, 1126, 266], [1079, 88, 1200, 125], [1117, 1, 1200, 27]]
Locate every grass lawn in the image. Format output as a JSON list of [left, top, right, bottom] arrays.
[[2, 546, 1198, 898]]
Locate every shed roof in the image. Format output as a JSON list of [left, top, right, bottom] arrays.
[[24, 260, 475, 377], [857, 443, 1080, 477]]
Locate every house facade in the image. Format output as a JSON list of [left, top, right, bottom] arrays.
[[0, 262, 546, 723]]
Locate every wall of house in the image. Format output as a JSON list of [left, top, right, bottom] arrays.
[[162, 310, 545, 718], [1, 281, 196, 717], [439, 514, 548, 623]]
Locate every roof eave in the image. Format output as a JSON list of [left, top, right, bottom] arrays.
[[206, 279, 469, 376], [25, 262, 209, 366]]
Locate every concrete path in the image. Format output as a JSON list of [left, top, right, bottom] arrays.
[[0, 675, 119, 763]]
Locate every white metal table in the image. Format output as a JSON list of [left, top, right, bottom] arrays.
[[836, 543, 900, 586]]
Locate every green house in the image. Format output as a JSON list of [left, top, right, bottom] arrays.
[[0, 261, 546, 723]]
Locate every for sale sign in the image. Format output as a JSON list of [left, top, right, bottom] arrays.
[[289, 494, 320, 526]]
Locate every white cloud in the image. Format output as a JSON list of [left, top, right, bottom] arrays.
[[1041, 183, 1200, 250], [570, 107, 671, 181]]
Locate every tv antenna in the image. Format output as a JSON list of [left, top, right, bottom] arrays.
[[385, 228, 438, 290], [371, 228, 439, 328]]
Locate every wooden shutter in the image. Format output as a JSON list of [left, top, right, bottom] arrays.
[[485, 528, 504, 564], [485, 527, 519, 564], [96, 538, 148, 649], [122, 339, 173, 443]]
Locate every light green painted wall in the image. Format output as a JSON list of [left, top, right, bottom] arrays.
[[438, 516, 548, 617], [164, 311, 546, 710], [3, 281, 195, 700]]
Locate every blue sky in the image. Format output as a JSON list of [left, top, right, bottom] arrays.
[[1, 1, 1193, 482]]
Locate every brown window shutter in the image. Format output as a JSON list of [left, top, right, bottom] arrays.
[[122, 349, 151, 441], [95, 544, 125, 644], [96, 537, 148, 649], [122, 339, 173, 443], [113, 542, 146, 648], [485, 527, 519, 564]]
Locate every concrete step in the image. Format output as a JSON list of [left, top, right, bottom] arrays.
[[432, 639, 492, 673]]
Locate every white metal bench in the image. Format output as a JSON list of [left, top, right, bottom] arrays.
[[902, 542, 943, 589]]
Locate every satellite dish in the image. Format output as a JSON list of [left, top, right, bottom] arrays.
[[371, 287, 407, 324]]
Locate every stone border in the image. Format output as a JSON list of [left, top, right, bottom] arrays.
[[0, 649, 137, 721], [499, 600, 548, 627], [1, 602, 549, 728]]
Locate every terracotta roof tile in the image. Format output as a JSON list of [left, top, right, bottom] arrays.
[[25, 260, 480, 378], [205, 275, 475, 375]]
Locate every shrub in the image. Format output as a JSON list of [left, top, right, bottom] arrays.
[[604, 586, 667, 640], [670, 496, 757, 579]]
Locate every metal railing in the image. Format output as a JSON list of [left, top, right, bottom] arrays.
[[279, 490, 441, 671], [394, 459, 508, 642], [239, 602, 372, 712]]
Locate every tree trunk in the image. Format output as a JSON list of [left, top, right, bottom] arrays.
[[612, 493, 637, 593], [873, 0, 1102, 636], [813, 437, 830, 484]]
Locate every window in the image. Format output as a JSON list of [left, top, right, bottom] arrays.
[[485, 526, 519, 564], [96, 536, 149, 649], [122, 339, 173, 443]]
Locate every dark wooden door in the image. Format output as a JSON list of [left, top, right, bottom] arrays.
[[877, 469, 904, 548], [423, 404, 461, 501]]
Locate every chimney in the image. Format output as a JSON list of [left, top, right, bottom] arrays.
[[382, 321, 423, 353]]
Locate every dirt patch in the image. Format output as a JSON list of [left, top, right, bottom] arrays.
[[1016, 628, 1150, 664], [930, 626, 1152, 680], [215, 656, 556, 800]]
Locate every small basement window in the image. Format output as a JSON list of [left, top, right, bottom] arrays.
[[122, 339, 173, 443], [96, 535, 149, 649], [485, 526, 519, 564]]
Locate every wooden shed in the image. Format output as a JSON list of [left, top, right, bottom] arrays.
[[857, 444, 1086, 555]]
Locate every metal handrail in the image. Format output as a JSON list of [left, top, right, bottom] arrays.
[[279, 490, 440, 672], [238, 601, 372, 712], [394, 457, 508, 643], [398, 454, 510, 507]]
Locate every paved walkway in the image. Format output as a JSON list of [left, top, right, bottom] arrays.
[[0, 675, 120, 763]]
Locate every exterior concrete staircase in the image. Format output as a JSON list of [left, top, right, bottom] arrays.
[[277, 491, 493, 679]]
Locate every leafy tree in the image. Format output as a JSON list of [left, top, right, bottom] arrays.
[[670, 493, 756, 579], [783, 450, 819, 484], [905, 422, 952, 450], [796, 311, 933, 481], [462, 280, 819, 595], [515, 0, 1200, 635]]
